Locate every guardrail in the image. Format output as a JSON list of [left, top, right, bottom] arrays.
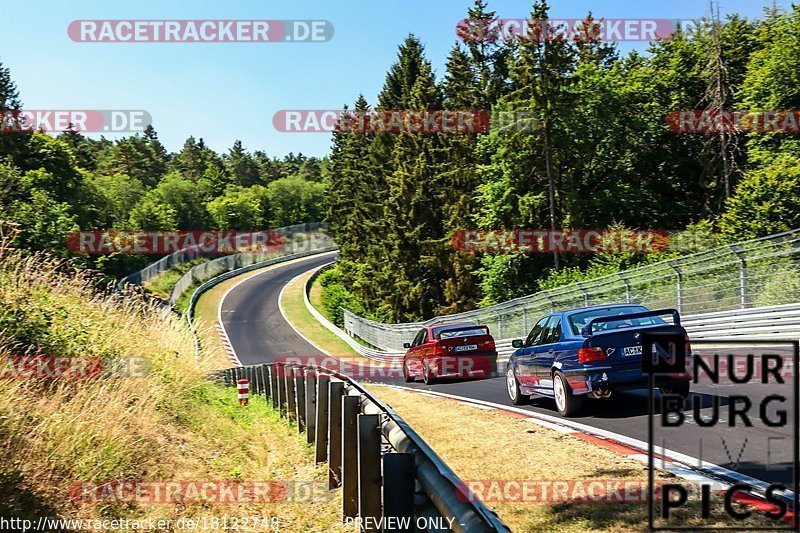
[[214, 362, 509, 532], [115, 223, 333, 300], [343, 229, 800, 353]]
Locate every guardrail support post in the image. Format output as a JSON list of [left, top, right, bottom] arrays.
[[260, 366, 268, 400], [382, 453, 415, 530], [252, 367, 259, 395], [342, 395, 360, 519], [285, 367, 297, 421], [269, 366, 278, 409], [328, 381, 345, 488], [358, 413, 382, 530], [295, 369, 306, 432], [305, 370, 317, 444], [277, 365, 286, 417], [315, 375, 330, 463]]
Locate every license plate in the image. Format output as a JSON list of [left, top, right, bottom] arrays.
[[623, 345, 643, 357], [455, 344, 478, 352]]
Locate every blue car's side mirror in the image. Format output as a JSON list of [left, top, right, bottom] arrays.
[[403, 342, 411, 349], [511, 339, 524, 348]]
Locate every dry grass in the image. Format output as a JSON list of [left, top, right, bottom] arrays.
[[370, 385, 783, 532], [0, 251, 353, 531]]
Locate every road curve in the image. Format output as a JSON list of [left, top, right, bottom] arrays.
[[219, 252, 336, 366], [221, 254, 795, 488]]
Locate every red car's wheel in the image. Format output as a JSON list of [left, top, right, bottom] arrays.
[[403, 361, 415, 383], [422, 361, 437, 385]]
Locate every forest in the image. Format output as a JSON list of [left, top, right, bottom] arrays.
[[322, 0, 800, 323], [0, 72, 327, 279]]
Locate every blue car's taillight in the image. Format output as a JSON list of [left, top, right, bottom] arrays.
[[578, 346, 606, 363]]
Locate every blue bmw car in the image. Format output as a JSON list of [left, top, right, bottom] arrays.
[[505, 304, 691, 416]]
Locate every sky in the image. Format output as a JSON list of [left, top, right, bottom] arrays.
[[0, 0, 788, 159]]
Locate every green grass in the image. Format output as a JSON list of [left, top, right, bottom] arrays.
[[142, 258, 210, 301], [279, 268, 362, 358]]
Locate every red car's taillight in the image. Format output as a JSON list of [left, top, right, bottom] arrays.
[[578, 346, 606, 363]]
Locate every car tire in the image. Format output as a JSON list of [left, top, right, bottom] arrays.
[[422, 361, 437, 385], [553, 371, 582, 417], [661, 380, 691, 400], [403, 362, 415, 383], [506, 367, 529, 405]]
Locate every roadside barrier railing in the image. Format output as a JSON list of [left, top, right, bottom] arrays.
[[343, 229, 800, 353], [115, 223, 334, 305], [213, 362, 509, 533]]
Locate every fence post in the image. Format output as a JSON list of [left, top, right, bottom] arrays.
[[305, 370, 317, 444], [619, 272, 632, 303], [342, 395, 360, 519], [522, 307, 528, 336], [668, 261, 684, 314], [545, 293, 556, 313], [577, 281, 590, 307], [315, 374, 330, 463], [382, 453, 415, 530], [328, 381, 345, 488], [496, 313, 502, 339], [285, 366, 297, 421], [729, 244, 748, 309], [295, 369, 306, 432], [358, 413, 382, 530]]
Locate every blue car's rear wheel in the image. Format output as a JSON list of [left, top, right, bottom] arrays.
[[553, 371, 582, 417], [507, 367, 529, 405]]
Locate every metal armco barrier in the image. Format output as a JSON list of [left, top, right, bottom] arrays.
[[215, 362, 509, 532]]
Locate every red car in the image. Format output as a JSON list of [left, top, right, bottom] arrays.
[[402, 323, 498, 384]]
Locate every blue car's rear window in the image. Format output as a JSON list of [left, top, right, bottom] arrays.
[[569, 306, 667, 335]]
